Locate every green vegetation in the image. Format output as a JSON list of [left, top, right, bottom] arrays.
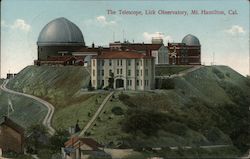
[[6, 65, 250, 157], [0, 89, 47, 128], [7, 66, 90, 104], [52, 93, 108, 130], [124, 146, 240, 159], [155, 65, 193, 76]]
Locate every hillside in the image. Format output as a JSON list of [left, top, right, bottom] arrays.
[[6, 65, 109, 130], [0, 80, 47, 128], [5, 65, 250, 157]]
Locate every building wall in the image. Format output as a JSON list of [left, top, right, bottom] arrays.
[[91, 58, 155, 90], [168, 44, 201, 65], [38, 45, 85, 60], [158, 46, 169, 64], [0, 125, 24, 153]]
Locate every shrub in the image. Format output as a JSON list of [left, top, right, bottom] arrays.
[[225, 72, 231, 78], [118, 93, 129, 100], [161, 78, 175, 89], [166, 121, 188, 136], [111, 106, 124, 115]]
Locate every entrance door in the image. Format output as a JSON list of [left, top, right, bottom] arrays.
[[115, 79, 124, 89]]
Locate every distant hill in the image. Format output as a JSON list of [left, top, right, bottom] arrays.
[[5, 65, 250, 157]]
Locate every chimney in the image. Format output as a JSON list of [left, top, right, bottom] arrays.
[[92, 42, 95, 48]]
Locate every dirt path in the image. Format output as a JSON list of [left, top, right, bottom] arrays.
[[79, 91, 114, 136], [0, 80, 55, 135], [156, 65, 204, 79]]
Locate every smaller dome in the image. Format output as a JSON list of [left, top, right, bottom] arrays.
[[182, 34, 200, 46]]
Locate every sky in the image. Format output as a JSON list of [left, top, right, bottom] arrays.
[[1, 0, 249, 78]]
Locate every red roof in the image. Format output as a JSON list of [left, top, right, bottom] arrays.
[[94, 51, 154, 59], [47, 56, 76, 61], [127, 43, 162, 51], [110, 43, 163, 51], [76, 47, 110, 52]]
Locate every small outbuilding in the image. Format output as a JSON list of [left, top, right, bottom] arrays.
[[0, 116, 25, 154]]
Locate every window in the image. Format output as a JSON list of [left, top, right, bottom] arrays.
[[128, 60, 131, 66], [130, 80, 132, 86], [141, 80, 142, 86], [109, 59, 112, 66], [117, 60, 119, 66], [145, 60, 148, 66], [137, 80, 139, 86], [128, 70, 131, 76], [120, 60, 123, 66], [117, 69, 119, 74], [101, 70, 104, 76], [102, 60, 105, 66], [136, 60, 139, 66], [102, 80, 104, 86], [145, 69, 148, 76], [93, 70, 95, 76], [127, 80, 129, 86], [109, 69, 112, 76], [93, 60, 95, 67], [120, 69, 122, 74], [141, 70, 142, 76], [136, 70, 139, 76]]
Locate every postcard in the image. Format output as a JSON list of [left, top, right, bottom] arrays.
[[0, 0, 249, 159]]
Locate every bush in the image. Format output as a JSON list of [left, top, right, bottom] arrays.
[[88, 80, 94, 91], [122, 109, 169, 136], [111, 106, 124, 115], [118, 93, 129, 100], [166, 121, 188, 136], [161, 78, 175, 89]]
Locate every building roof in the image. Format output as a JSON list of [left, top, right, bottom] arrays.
[[75, 47, 110, 53], [0, 116, 25, 134], [182, 34, 200, 46], [110, 42, 163, 51], [94, 51, 154, 59], [37, 17, 85, 46], [124, 43, 162, 51]]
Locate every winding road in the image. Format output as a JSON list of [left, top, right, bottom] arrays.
[[0, 80, 55, 135], [155, 65, 204, 79]]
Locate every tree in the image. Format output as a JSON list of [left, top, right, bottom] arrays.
[[49, 129, 70, 151], [108, 72, 114, 89], [25, 124, 49, 153]]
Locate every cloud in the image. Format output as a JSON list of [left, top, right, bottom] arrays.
[[10, 19, 31, 32], [1, 19, 31, 32], [225, 25, 245, 35], [96, 15, 116, 26], [143, 32, 173, 43]]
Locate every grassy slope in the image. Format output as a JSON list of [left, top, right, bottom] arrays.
[[0, 88, 47, 129], [155, 65, 193, 76], [87, 65, 249, 153], [6, 65, 249, 157], [6, 65, 109, 130]]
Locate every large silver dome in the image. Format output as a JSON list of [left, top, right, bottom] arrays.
[[182, 34, 200, 46], [37, 17, 85, 46]]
